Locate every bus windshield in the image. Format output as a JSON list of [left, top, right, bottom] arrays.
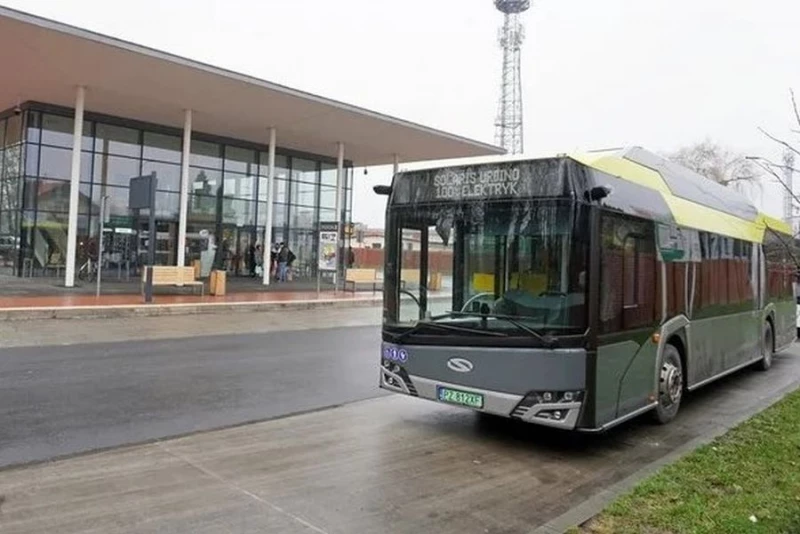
[[384, 199, 589, 338]]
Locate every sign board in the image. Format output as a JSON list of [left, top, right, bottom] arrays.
[[318, 222, 338, 272], [391, 160, 566, 204], [128, 174, 157, 209], [108, 215, 133, 228]]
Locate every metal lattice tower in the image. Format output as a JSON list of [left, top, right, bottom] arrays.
[[784, 149, 795, 231], [494, 0, 530, 154]]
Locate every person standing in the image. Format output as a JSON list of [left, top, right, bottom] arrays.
[[277, 242, 289, 282], [247, 241, 257, 278]]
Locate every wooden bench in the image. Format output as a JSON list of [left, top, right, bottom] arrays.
[[345, 268, 380, 293], [141, 266, 205, 296], [400, 270, 443, 291]]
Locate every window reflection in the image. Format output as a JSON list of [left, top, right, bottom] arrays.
[[320, 187, 336, 209], [190, 167, 221, 196], [258, 154, 289, 178], [223, 172, 256, 200], [94, 154, 140, 188], [190, 140, 222, 169], [143, 132, 182, 164], [291, 205, 316, 229], [142, 160, 181, 192], [321, 163, 337, 187], [95, 123, 140, 158], [291, 180, 317, 207], [318, 208, 336, 224], [224, 146, 256, 174], [292, 158, 318, 184], [40, 147, 92, 181]]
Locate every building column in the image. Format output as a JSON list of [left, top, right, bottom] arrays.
[[335, 142, 345, 287], [177, 109, 192, 268], [262, 127, 277, 285], [393, 153, 400, 176], [64, 86, 86, 288]]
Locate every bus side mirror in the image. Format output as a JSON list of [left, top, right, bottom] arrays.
[[585, 185, 611, 202], [373, 185, 392, 196]]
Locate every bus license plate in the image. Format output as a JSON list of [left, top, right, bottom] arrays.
[[437, 386, 484, 409]]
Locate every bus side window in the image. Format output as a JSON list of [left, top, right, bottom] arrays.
[[600, 213, 657, 334]]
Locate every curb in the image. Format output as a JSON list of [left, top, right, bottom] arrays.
[[0, 296, 384, 321], [530, 374, 800, 534]]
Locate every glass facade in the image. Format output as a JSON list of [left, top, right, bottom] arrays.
[[0, 104, 353, 281]]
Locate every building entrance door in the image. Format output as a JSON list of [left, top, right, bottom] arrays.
[[220, 225, 258, 277]]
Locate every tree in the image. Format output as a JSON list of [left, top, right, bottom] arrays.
[[752, 89, 800, 219], [667, 138, 760, 187]]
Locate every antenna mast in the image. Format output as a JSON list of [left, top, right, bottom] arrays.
[[494, 0, 530, 155]]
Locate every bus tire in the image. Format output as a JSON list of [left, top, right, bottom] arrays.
[[652, 343, 683, 425], [757, 322, 774, 372]]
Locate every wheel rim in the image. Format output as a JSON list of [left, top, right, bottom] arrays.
[[660, 361, 682, 406]]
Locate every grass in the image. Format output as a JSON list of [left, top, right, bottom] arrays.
[[573, 388, 800, 534]]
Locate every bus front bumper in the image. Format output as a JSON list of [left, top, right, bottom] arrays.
[[380, 365, 584, 430]]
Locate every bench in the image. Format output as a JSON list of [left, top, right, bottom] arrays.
[[345, 268, 380, 293], [400, 270, 443, 290], [141, 266, 205, 296]]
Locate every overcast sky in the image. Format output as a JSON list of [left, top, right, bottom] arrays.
[[5, 0, 799, 227]]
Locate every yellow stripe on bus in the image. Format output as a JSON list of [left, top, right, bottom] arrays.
[[571, 151, 791, 244], [662, 195, 764, 242], [571, 153, 671, 194]]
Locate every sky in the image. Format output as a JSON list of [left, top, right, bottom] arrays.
[[5, 0, 799, 227]]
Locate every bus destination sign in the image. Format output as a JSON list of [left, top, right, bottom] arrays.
[[433, 167, 522, 200], [393, 160, 566, 204]]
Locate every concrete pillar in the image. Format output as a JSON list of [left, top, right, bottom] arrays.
[[64, 86, 85, 288], [335, 142, 345, 287], [393, 153, 400, 176], [262, 127, 276, 285], [177, 109, 192, 267]]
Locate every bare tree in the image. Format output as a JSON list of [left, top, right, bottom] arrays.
[[753, 89, 800, 233], [667, 138, 760, 187]]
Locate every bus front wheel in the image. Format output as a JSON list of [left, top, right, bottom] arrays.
[[756, 322, 774, 372], [652, 344, 683, 425]]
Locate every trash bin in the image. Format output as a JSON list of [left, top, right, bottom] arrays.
[[209, 269, 226, 296]]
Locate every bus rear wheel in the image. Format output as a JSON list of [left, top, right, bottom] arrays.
[[652, 344, 683, 425], [756, 322, 774, 372]]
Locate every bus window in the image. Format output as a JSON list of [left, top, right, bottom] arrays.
[[398, 225, 454, 321]]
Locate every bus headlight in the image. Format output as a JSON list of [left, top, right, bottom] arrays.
[[524, 390, 584, 407]]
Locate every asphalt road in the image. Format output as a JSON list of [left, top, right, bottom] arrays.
[[0, 325, 385, 468]]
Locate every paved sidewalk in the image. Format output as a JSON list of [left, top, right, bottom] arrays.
[[0, 290, 385, 320], [0, 305, 383, 348]]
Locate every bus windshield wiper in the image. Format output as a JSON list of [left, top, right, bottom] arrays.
[[438, 311, 558, 347], [391, 320, 508, 343]]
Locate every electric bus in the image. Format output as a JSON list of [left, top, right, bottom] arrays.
[[374, 147, 796, 432]]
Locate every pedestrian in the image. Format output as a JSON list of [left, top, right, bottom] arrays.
[[247, 242, 256, 278], [254, 244, 263, 277], [286, 246, 296, 281], [277, 242, 289, 282], [270, 243, 279, 279]]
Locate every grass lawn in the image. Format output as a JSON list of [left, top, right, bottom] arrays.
[[573, 388, 800, 534]]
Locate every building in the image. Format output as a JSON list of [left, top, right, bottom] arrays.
[[0, 6, 502, 286]]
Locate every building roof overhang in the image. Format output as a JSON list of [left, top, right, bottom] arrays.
[[0, 6, 504, 166]]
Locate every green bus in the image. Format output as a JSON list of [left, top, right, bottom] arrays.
[[375, 147, 796, 432]]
